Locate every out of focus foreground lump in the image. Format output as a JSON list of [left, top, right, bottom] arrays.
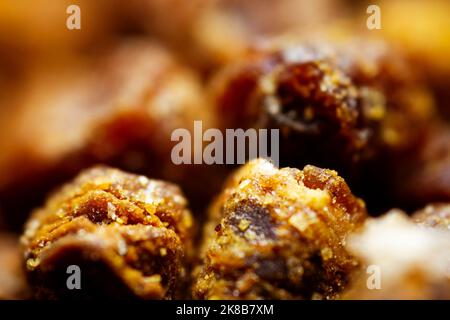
[[20, 166, 193, 299], [193, 158, 367, 299], [343, 209, 450, 300]]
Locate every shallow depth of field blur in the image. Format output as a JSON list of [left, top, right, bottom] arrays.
[[0, 0, 449, 300]]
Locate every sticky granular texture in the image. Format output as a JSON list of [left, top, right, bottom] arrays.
[[193, 158, 367, 300], [413, 204, 450, 231], [343, 211, 450, 300], [211, 39, 435, 174], [21, 166, 193, 299]]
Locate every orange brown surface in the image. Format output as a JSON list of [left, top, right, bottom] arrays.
[[193, 159, 367, 299], [21, 166, 193, 299]]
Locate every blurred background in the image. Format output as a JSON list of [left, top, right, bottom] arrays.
[[0, 0, 449, 299]]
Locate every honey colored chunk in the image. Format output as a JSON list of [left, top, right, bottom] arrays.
[[193, 158, 367, 300], [210, 38, 437, 213], [343, 211, 450, 300], [211, 39, 435, 173], [21, 166, 193, 299]]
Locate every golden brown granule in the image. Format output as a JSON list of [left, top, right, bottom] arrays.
[[413, 203, 450, 231], [209, 38, 436, 213], [193, 158, 367, 300], [210, 39, 435, 174], [21, 166, 193, 299], [343, 211, 450, 300]]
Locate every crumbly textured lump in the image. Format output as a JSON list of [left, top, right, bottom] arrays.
[[211, 39, 435, 173], [343, 211, 450, 300], [193, 158, 367, 300], [21, 166, 193, 299]]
